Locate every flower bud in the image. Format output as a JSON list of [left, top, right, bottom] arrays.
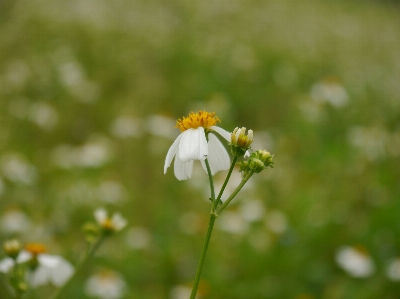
[[231, 127, 254, 157], [249, 158, 266, 173], [3, 239, 21, 260]]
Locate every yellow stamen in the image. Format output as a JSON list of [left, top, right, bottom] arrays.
[[25, 243, 47, 255], [175, 111, 220, 132], [102, 218, 115, 231]]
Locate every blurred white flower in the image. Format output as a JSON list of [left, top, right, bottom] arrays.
[[265, 210, 288, 234], [386, 258, 400, 281], [146, 114, 176, 139], [310, 77, 349, 108], [0, 243, 74, 287], [239, 198, 266, 222], [347, 126, 389, 161], [164, 111, 230, 180], [94, 208, 127, 232], [218, 210, 248, 235], [85, 269, 126, 299], [0, 209, 31, 234], [58, 60, 100, 103], [1, 153, 37, 184], [110, 116, 143, 138], [97, 180, 126, 203], [170, 285, 192, 299], [28, 102, 58, 130], [335, 245, 375, 278], [125, 226, 151, 250], [0, 257, 15, 273], [52, 136, 113, 169]]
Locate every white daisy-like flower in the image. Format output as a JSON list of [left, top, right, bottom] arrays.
[[0, 242, 74, 287], [164, 111, 231, 180], [335, 245, 375, 278], [94, 208, 127, 232], [85, 269, 127, 299]]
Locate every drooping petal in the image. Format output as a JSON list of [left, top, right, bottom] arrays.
[[49, 258, 74, 286], [174, 154, 194, 180], [201, 133, 230, 175], [38, 254, 60, 267], [94, 208, 108, 225], [178, 128, 208, 163], [0, 257, 14, 273], [164, 133, 183, 174], [111, 213, 127, 231], [29, 265, 50, 287], [210, 126, 231, 142], [16, 250, 33, 263]]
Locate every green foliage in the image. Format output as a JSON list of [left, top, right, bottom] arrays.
[[1, 0, 400, 298]]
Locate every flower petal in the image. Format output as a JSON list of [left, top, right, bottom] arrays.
[[111, 213, 127, 231], [164, 133, 183, 174], [49, 258, 74, 286], [94, 208, 108, 225], [210, 126, 231, 142], [178, 128, 208, 163], [16, 251, 33, 263], [201, 133, 230, 175], [174, 154, 194, 180], [29, 265, 49, 287], [0, 257, 14, 273], [38, 254, 60, 267]]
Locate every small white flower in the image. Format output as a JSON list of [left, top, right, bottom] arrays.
[[335, 245, 375, 278], [164, 111, 230, 180], [0, 257, 14, 273], [85, 269, 126, 299], [94, 208, 127, 232], [1, 243, 74, 287], [386, 258, 400, 281]]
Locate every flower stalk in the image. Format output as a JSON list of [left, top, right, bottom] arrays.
[[50, 235, 106, 299]]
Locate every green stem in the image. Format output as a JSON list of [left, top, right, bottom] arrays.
[[50, 235, 106, 299], [216, 171, 254, 216], [214, 157, 238, 210], [189, 212, 217, 299]]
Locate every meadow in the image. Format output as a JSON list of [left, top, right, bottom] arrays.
[[1, 0, 400, 298]]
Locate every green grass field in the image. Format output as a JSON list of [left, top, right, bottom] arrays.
[[1, 0, 400, 298]]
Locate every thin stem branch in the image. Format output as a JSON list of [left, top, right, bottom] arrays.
[[189, 212, 217, 299], [214, 157, 238, 210], [49, 235, 106, 299], [216, 171, 254, 216]]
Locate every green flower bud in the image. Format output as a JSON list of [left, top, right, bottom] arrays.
[[3, 239, 21, 260], [249, 158, 266, 173]]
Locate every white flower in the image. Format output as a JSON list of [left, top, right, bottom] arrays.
[[0, 243, 74, 287], [386, 258, 400, 281], [94, 208, 127, 232], [85, 269, 126, 299], [335, 245, 375, 278], [164, 111, 231, 180], [0, 257, 14, 273]]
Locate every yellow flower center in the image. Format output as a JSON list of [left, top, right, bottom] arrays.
[[102, 218, 115, 231], [175, 111, 220, 132], [25, 243, 47, 255]]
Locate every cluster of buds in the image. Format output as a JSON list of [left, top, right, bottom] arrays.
[[238, 150, 273, 178], [230, 127, 253, 157]]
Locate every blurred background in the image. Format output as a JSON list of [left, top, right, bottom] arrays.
[[1, 0, 400, 298]]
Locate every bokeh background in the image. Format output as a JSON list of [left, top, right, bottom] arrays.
[[1, 0, 400, 298]]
